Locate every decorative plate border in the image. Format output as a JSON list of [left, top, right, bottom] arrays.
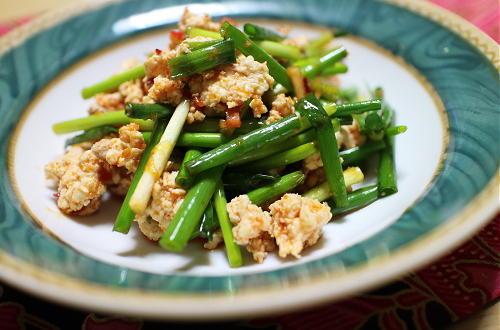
[[0, 0, 498, 319]]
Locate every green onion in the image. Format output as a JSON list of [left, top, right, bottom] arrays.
[[168, 39, 236, 79], [303, 46, 347, 79], [303, 167, 364, 202], [236, 142, 318, 172], [190, 200, 218, 240], [223, 173, 279, 193], [176, 149, 203, 188], [228, 129, 316, 166], [81, 65, 145, 99], [125, 103, 174, 120], [341, 140, 386, 166], [113, 118, 169, 233], [243, 23, 285, 41], [305, 31, 333, 57], [297, 94, 348, 207], [177, 133, 229, 148], [129, 100, 190, 214], [187, 40, 221, 51], [320, 63, 348, 76], [378, 134, 398, 196], [52, 110, 152, 134], [186, 100, 381, 175], [186, 114, 305, 175], [220, 22, 293, 92], [385, 125, 407, 136], [159, 165, 224, 252], [309, 79, 339, 101], [330, 185, 378, 216], [186, 26, 222, 39], [247, 171, 305, 205], [64, 126, 118, 147], [323, 99, 382, 117], [213, 183, 243, 267], [257, 40, 301, 61]]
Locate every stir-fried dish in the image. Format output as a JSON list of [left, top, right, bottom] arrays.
[[45, 9, 406, 267]]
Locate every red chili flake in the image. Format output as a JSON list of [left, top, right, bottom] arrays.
[[155, 48, 162, 55], [169, 30, 185, 45], [191, 94, 205, 108], [225, 107, 242, 128], [53, 193, 60, 198], [98, 167, 113, 183], [303, 77, 312, 94]]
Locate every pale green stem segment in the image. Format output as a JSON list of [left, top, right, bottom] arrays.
[[81, 65, 145, 99], [129, 100, 190, 214], [303, 167, 364, 202]]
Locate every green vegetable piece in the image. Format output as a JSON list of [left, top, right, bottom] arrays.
[[176, 149, 203, 188], [125, 103, 174, 120], [168, 39, 236, 79], [64, 126, 118, 147], [243, 23, 285, 41], [214, 184, 243, 267], [159, 166, 224, 252], [81, 65, 145, 99], [247, 171, 305, 205]]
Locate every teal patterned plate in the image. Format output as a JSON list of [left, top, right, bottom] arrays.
[[0, 0, 498, 319]]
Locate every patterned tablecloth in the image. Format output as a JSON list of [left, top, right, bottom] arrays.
[[0, 1, 498, 329]]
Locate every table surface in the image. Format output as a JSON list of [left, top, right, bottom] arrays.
[[0, 1, 498, 329]]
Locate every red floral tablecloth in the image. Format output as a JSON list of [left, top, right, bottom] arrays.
[[1, 1, 498, 329]]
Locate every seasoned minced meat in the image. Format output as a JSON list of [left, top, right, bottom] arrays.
[[134, 171, 186, 241], [91, 123, 146, 173], [269, 193, 331, 258], [178, 8, 220, 32], [189, 54, 274, 109], [265, 93, 295, 124], [45, 146, 106, 215]]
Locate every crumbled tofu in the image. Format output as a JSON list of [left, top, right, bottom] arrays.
[[45, 144, 86, 183], [91, 123, 146, 174], [269, 193, 332, 258], [189, 54, 274, 109], [203, 230, 223, 250], [265, 93, 295, 124], [246, 232, 276, 263], [45, 148, 106, 215], [88, 92, 123, 114], [107, 167, 132, 196], [178, 8, 220, 32], [341, 120, 365, 149], [134, 171, 186, 241], [282, 35, 310, 49], [227, 195, 276, 263], [186, 104, 206, 124], [144, 51, 175, 78], [303, 153, 323, 172], [304, 168, 327, 189], [249, 97, 268, 118], [227, 195, 272, 244], [143, 75, 185, 105], [119, 79, 145, 104], [136, 216, 163, 241]]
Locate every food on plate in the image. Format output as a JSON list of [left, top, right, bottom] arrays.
[[46, 8, 406, 267]]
